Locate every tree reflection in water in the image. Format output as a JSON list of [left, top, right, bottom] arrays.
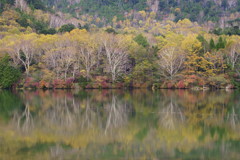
[[104, 94, 129, 134], [227, 106, 240, 130], [159, 98, 185, 130], [10, 90, 132, 135], [0, 89, 240, 159], [13, 102, 34, 132]]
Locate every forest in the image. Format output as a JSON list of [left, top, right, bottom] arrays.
[[0, 0, 240, 89], [29, 0, 240, 23]]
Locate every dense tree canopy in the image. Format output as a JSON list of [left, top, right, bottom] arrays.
[[38, 0, 240, 23]]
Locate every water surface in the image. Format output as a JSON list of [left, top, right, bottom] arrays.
[[0, 89, 240, 160]]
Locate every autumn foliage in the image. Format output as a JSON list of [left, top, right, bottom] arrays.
[[0, 4, 240, 89]]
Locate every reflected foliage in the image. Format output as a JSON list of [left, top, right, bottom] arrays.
[[0, 89, 240, 159]]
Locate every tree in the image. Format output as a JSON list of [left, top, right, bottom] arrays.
[[44, 34, 76, 80], [6, 33, 38, 76], [72, 30, 98, 80], [133, 34, 149, 48], [197, 35, 210, 54], [158, 46, 185, 80], [15, 0, 29, 12], [105, 28, 117, 34], [39, 28, 57, 35], [209, 38, 215, 50], [58, 24, 76, 33], [102, 34, 130, 82], [221, 0, 228, 10], [225, 36, 240, 70], [0, 55, 21, 88], [185, 50, 214, 78], [132, 60, 155, 83], [157, 32, 185, 80], [26, 0, 46, 10], [204, 51, 226, 74], [182, 34, 214, 77], [216, 37, 226, 50]]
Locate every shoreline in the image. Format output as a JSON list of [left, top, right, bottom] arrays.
[[1, 86, 237, 91]]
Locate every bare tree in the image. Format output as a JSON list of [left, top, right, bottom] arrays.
[[8, 34, 38, 76], [226, 40, 240, 70], [147, 0, 159, 12], [102, 34, 129, 82], [228, 0, 237, 8], [76, 35, 98, 80], [44, 36, 76, 80], [15, 0, 28, 11], [158, 46, 185, 80]]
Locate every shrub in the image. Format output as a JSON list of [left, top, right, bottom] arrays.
[[66, 78, 74, 88], [53, 79, 66, 89], [167, 82, 175, 89], [24, 77, 39, 88], [177, 80, 186, 89], [207, 74, 228, 88], [38, 80, 52, 89]]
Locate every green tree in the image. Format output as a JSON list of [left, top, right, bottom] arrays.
[[0, 55, 21, 88], [132, 60, 155, 83], [210, 38, 215, 50], [40, 28, 57, 35], [216, 37, 226, 50], [221, 0, 228, 10], [197, 35, 209, 54], [105, 28, 117, 34], [133, 34, 149, 48], [58, 24, 76, 33]]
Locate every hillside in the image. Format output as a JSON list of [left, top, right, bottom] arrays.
[[0, 0, 240, 90], [1, 0, 240, 30], [43, 0, 240, 23]]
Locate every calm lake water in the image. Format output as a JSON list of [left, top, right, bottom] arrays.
[[0, 89, 240, 160]]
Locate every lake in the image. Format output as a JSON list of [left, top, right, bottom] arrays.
[[0, 89, 240, 160]]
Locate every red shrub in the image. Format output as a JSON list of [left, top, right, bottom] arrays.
[[101, 81, 110, 88], [167, 82, 175, 89], [39, 80, 46, 89], [66, 78, 74, 88], [53, 79, 66, 89], [24, 77, 39, 88], [177, 80, 186, 89]]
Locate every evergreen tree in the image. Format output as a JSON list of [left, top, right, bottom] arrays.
[[197, 35, 210, 54], [216, 37, 225, 50], [134, 34, 149, 48], [58, 24, 75, 33], [0, 55, 21, 88], [221, 0, 228, 10], [209, 38, 215, 50], [105, 28, 117, 34]]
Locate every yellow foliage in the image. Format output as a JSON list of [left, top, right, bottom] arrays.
[[138, 10, 147, 18], [181, 34, 202, 52], [175, 8, 181, 12], [149, 12, 156, 19]]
